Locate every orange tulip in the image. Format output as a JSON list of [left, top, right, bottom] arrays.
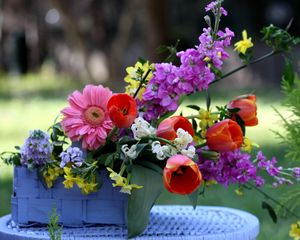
[[156, 116, 194, 141], [206, 119, 243, 152], [107, 93, 137, 128], [227, 94, 258, 126], [163, 155, 202, 194]]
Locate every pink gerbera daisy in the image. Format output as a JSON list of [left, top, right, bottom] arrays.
[[61, 85, 113, 150]]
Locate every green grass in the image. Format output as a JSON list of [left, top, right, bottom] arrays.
[[0, 72, 295, 240]]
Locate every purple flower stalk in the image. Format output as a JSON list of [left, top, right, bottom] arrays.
[[59, 147, 84, 168], [20, 129, 53, 167], [140, 2, 234, 121]]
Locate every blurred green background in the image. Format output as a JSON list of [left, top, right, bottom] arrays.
[[0, 0, 300, 239]]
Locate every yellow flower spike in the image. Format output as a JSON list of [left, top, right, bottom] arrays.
[[198, 109, 219, 129], [289, 221, 300, 240], [242, 137, 259, 153], [234, 30, 254, 54], [124, 61, 153, 100]]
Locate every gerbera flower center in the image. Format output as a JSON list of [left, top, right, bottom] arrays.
[[83, 106, 105, 126]]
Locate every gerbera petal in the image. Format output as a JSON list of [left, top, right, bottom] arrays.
[[62, 107, 82, 117], [68, 91, 87, 110]]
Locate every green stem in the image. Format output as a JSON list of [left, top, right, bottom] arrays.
[[186, 115, 199, 119], [133, 69, 152, 99], [247, 182, 299, 220], [142, 135, 177, 148], [106, 126, 118, 144], [210, 51, 277, 85], [93, 126, 118, 157]]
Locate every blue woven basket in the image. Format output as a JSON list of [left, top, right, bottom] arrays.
[[11, 167, 127, 226]]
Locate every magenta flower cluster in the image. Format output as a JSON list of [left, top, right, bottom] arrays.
[[141, 15, 234, 121], [197, 150, 288, 187]]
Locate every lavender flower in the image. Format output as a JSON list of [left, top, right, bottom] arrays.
[[60, 147, 84, 168], [20, 129, 53, 167]]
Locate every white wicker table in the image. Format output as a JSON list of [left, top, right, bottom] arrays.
[[0, 205, 259, 240]]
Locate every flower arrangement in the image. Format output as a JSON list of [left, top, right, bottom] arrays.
[[1, 0, 300, 238]]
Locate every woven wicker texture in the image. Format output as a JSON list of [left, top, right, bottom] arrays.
[[0, 206, 259, 240]]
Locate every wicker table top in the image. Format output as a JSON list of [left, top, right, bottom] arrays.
[[0, 205, 259, 240]]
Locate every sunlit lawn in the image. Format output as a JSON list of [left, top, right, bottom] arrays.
[[0, 85, 294, 240]]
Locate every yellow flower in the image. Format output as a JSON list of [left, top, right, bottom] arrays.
[[198, 109, 219, 129], [234, 30, 254, 54], [42, 165, 64, 188], [120, 182, 143, 195], [124, 61, 153, 100], [289, 221, 300, 240], [235, 188, 244, 196], [241, 137, 259, 153], [63, 166, 76, 189], [80, 182, 98, 195], [205, 179, 217, 187], [107, 167, 126, 187]]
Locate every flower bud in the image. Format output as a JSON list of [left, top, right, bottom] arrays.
[[227, 94, 258, 126], [206, 119, 243, 152], [157, 116, 194, 141]]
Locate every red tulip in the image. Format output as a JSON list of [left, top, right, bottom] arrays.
[[206, 119, 243, 152], [227, 94, 258, 126], [163, 155, 202, 195], [107, 93, 137, 128], [156, 116, 194, 141]]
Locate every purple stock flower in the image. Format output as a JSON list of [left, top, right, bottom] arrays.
[[292, 167, 300, 178], [205, 1, 228, 16], [198, 149, 260, 186], [140, 25, 234, 120], [59, 147, 84, 168], [20, 129, 53, 167]]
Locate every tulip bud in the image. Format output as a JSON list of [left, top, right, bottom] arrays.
[[227, 94, 258, 126], [107, 93, 137, 128], [206, 119, 243, 152], [199, 150, 220, 161], [163, 155, 202, 195], [157, 116, 194, 141]]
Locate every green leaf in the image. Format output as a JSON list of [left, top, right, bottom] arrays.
[[235, 114, 246, 136], [127, 165, 163, 238], [228, 107, 240, 114], [186, 105, 200, 111], [134, 143, 150, 159], [192, 118, 198, 131], [137, 57, 147, 65], [188, 186, 200, 209], [262, 201, 277, 223]]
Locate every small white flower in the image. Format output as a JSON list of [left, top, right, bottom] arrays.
[[131, 117, 156, 140], [174, 128, 193, 150], [181, 145, 196, 158], [121, 144, 138, 159], [151, 141, 175, 160]]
